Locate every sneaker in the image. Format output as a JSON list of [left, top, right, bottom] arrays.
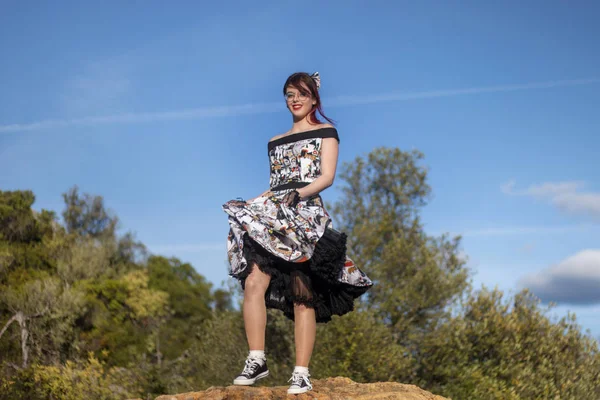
[[287, 371, 313, 394], [233, 356, 269, 385]]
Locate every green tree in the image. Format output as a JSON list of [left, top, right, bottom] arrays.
[[420, 287, 600, 399], [81, 270, 169, 366], [61, 186, 146, 273], [56, 238, 111, 285], [185, 311, 248, 391], [147, 256, 215, 361], [213, 288, 234, 313], [0, 278, 84, 368], [0, 190, 57, 278], [0, 190, 51, 243], [61, 186, 117, 240], [330, 147, 469, 350], [3, 157, 599, 399], [0, 353, 140, 400], [0, 190, 81, 367], [311, 310, 413, 382]]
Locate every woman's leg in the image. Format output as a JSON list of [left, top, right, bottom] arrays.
[[243, 263, 271, 350], [234, 263, 272, 386], [288, 272, 316, 394], [293, 303, 316, 366]]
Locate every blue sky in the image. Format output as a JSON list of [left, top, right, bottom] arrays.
[[1, 1, 599, 338]]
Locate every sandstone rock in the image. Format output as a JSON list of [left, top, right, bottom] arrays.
[[154, 376, 448, 400]]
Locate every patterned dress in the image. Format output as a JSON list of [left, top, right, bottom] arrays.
[[223, 127, 372, 323]]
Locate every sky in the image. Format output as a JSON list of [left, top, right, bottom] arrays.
[[1, 1, 599, 338]]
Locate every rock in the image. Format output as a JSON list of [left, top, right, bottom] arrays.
[[154, 376, 448, 399]]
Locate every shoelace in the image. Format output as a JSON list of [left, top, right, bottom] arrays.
[[242, 357, 262, 376], [288, 372, 310, 386]]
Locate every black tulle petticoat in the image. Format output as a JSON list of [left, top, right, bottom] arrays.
[[235, 228, 369, 323]]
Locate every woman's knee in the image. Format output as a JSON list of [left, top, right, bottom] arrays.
[[244, 265, 270, 295]]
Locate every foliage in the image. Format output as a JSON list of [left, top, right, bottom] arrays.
[[311, 310, 413, 383], [328, 147, 599, 396], [330, 147, 469, 356], [61, 186, 117, 240], [147, 256, 215, 360], [420, 287, 600, 399], [1, 146, 599, 399], [186, 311, 248, 390], [0, 187, 220, 397], [0, 354, 139, 400]]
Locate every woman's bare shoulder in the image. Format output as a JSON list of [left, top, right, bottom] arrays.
[[269, 132, 289, 143]]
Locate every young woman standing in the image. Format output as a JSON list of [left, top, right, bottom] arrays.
[[222, 72, 372, 394]]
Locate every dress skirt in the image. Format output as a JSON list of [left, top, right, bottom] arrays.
[[223, 187, 373, 323]]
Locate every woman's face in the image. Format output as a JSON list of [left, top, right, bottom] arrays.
[[285, 83, 316, 120]]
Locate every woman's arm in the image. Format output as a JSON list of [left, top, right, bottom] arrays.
[[296, 137, 339, 199]]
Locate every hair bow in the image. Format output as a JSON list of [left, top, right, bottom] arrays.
[[311, 72, 321, 90]]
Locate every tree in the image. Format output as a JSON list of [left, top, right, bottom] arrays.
[[311, 310, 413, 383], [61, 186, 117, 240], [328, 147, 600, 397], [81, 270, 169, 366], [184, 311, 247, 391], [212, 289, 234, 313], [419, 287, 600, 399], [330, 147, 469, 348], [0, 190, 57, 277], [0, 190, 39, 243], [0, 354, 140, 400], [2, 164, 598, 399], [0, 190, 82, 367], [56, 238, 111, 285], [0, 278, 84, 368], [61, 186, 146, 275], [147, 256, 215, 361]]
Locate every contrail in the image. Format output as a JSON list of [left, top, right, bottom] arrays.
[[1, 78, 598, 133], [327, 78, 600, 106]]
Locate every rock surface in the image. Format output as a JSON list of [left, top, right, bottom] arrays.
[[152, 377, 449, 400]]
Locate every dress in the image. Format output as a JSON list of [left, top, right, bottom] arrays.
[[222, 127, 373, 323]]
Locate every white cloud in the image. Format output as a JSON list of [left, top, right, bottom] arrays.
[[503, 180, 600, 220], [2, 77, 599, 133], [500, 179, 517, 194], [519, 249, 600, 305]]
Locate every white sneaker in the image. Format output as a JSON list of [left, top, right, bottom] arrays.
[[233, 356, 269, 385], [287, 371, 312, 394]]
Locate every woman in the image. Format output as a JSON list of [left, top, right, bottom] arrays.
[[222, 72, 372, 394]]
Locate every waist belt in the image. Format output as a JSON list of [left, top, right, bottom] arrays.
[[271, 182, 310, 191]]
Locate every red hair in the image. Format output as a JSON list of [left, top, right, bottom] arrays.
[[283, 72, 335, 125]]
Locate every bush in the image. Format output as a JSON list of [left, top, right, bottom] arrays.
[[419, 288, 600, 399], [311, 310, 414, 382], [0, 354, 140, 400]]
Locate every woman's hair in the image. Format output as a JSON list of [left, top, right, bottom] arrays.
[[283, 72, 335, 125]]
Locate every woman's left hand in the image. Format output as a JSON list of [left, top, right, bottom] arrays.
[[281, 190, 301, 207]]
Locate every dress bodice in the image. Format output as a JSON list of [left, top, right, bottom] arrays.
[[267, 127, 340, 190]]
